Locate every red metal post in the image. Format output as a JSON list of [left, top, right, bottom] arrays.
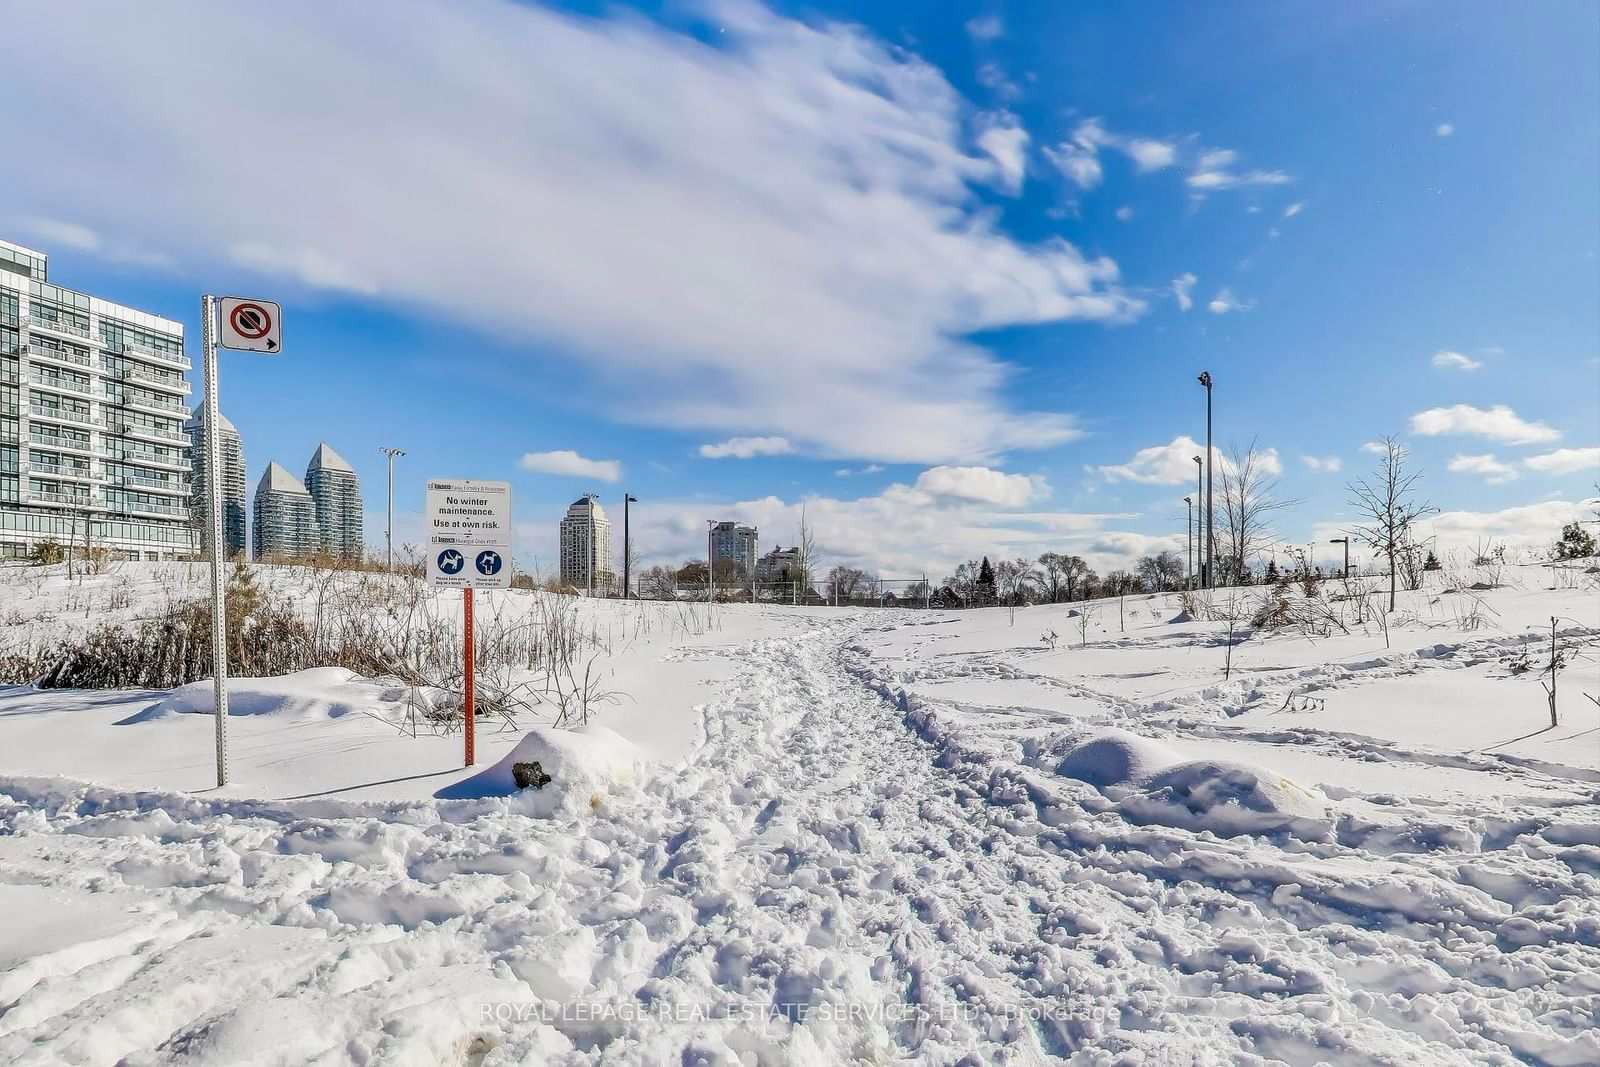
[[463, 587, 476, 766]]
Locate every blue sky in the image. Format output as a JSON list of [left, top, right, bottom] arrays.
[[4, 1, 1596, 578]]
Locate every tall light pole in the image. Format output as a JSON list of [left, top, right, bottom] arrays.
[[1196, 371, 1214, 588], [623, 493, 637, 599], [1329, 537, 1350, 578], [706, 520, 716, 603], [1192, 455, 1204, 587], [1184, 495, 1193, 591], [379, 447, 405, 573]]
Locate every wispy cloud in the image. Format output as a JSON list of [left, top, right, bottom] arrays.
[[1187, 148, 1292, 191], [1430, 350, 1482, 372], [965, 14, 1003, 41], [3, 1, 1140, 466], [519, 449, 621, 482], [914, 465, 1047, 507], [698, 436, 794, 460], [1447, 453, 1518, 484], [1435, 123, 1454, 137], [1171, 272, 1197, 311], [1410, 404, 1560, 445], [1523, 446, 1600, 475], [1044, 119, 1178, 191], [1207, 287, 1252, 314], [1096, 436, 1247, 485], [1283, 202, 1305, 218], [1300, 455, 1342, 472]]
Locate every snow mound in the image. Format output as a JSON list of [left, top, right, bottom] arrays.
[[436, 724, 649, 808], [1052, 728, 1327, 836], [1053, 728, 1182, 789], [122, 668, 390, 723], [1167, 610, 1195, 624]]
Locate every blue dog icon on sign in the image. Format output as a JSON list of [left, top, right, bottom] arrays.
[[437, 548, 465, 575], [475, 549, 503, 576]]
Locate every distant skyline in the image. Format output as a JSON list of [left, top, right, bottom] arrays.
[[3, 1, 1595, 580]]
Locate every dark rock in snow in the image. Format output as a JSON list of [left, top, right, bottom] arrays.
[[513, 761, 552, 790]]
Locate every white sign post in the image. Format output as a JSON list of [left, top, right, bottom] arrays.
[[204, 294, 282, 788], [426, 479, 513, 765]]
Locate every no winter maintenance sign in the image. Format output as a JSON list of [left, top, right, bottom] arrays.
[[426, 479, 512, 589]]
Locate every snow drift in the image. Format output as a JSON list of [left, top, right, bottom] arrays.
[[119, 668, 398, 723], [435, 724, 650, 811]]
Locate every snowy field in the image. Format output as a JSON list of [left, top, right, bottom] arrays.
[[1, 562, 1597, 1064]]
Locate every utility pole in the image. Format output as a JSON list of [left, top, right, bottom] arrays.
[[1197, 371, 1214, 588], [1329, 537, 1350, 578], [1184, 495, 1193, 591], [379, 447, 405, 572], [622, 493, 637, 599]]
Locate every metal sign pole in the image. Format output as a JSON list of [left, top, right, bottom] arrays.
[[202, 294, 230, 787], [463, 587, 476, 766]]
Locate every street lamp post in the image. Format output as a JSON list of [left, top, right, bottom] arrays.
[[1329, 537, 1350, 578], [379, 447, 405, 573], [1192, 455, 1204, 587], [623, 493, 637, 599], [1184, 495, 1194, 591], [1197, 371, 1214, 588], [706, 520, 716, 603]]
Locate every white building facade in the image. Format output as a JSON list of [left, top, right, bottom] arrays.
[[252, 462, 318, 560], [1, 238, 195, 561], [559, 495, 612, 590], [710, 521, 759, 574]]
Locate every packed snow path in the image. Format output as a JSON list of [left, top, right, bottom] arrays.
[[2, 615, 1598, 1065]]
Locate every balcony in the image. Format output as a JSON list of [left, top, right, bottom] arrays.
[[29, 432, 95, 456], [22, 343, 94, 370], [112, 361, 191, 394], [29, 403, 101, 429], [119, 340, 191, 371], [21, 315, 93, 342], [28, 374, 92, 396], [104, 448, 187, 472], [25, 462, 96, 483], [114, 472, 187, 495], [112, 420, 188, 446], [24, 488, 100, 509], [106, 391, 188, 417], [111, 497, 188, 519]]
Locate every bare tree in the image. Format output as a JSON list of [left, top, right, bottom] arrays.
[[637, 565, 677, 600], [1136, 550, 1184, 593], [795, 505, 818, 603], [1217, 438, 1297, 585], [1348, 435, 1436, 612], [1038, 552, 1091, 602], [827, 565, 869, 603], [994, 558, 1041, 621]]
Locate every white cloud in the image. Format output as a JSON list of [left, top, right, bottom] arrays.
[[519, 449, 621, 482], [1448, 453, 1519, 484], [618, 477, 1150, 581], [1410, 404, 1560, 445], [1187, 148, 1292, 191], [1359, 441, 1388, 455], [913, 465, 1047, 507], [1171, 272, 1197, 311], [698, 435, 794, 460], [1436, 123, 1454, 137], [1300, 455, 1342, 472], [975, 115, 1029, 194], [1208, 287, 1251, 314], [22, 217, 99, 251], [965, 14, 1003, 41], [1283, 201, 1304, 218], [4, 1, 1141, 466], [834, 463, 884, 477], [1523, 446, 1600, 476], [1314, 498, 1597, 565], [1115, 206, 1134, 222], [1097, 435, 1228, 486], [1430, 350, 1482, 372], [1045, 119, 1177, 191]]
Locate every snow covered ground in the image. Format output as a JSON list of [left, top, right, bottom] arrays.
[[1, 562, 1597, 1064]]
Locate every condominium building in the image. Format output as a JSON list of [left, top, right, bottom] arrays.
[[184, 406, 246, 559], [0, 238, 195, 561], [755, 545, 801, 583], [305, 442, 363, 559], [710, 520, 759, 574], [252, 461, 318, 560], [558, 494, 612, 590]]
